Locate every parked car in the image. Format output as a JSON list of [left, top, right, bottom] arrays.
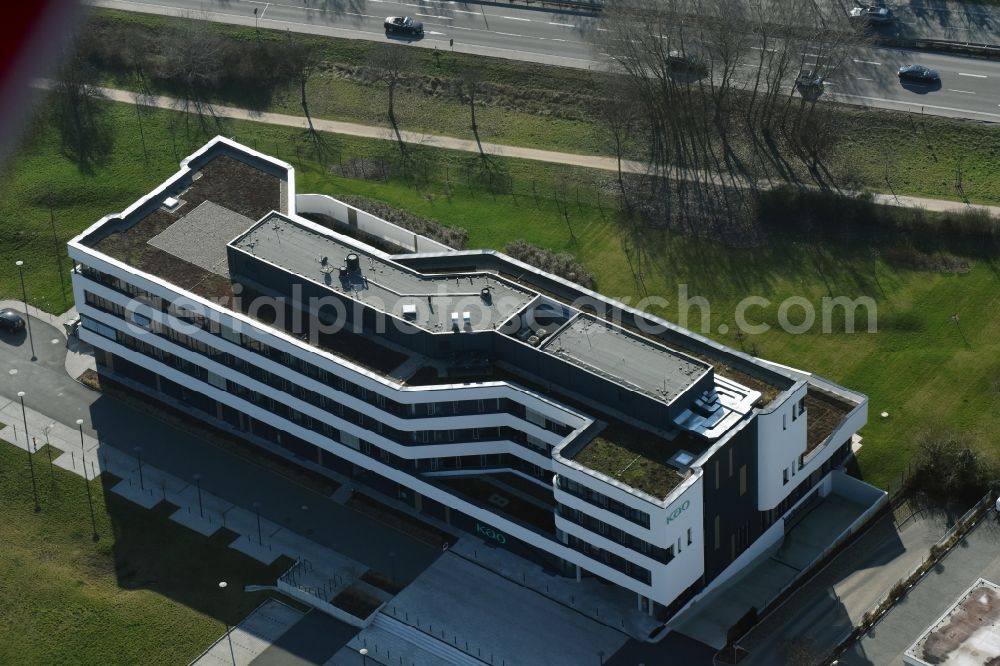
[[384, 16, 424, 36], [849, 5, 892, 23], [897, 64, 940, 83], [0, 308, 25, 333], [796, 69, 824, 92]]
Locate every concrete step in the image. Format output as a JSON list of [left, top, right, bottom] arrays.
[[371, 614, 486, 666]]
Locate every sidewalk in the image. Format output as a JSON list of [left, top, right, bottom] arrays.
[[736, 502, 960, 665], [32, 81, 1000, 219], [0, 299, 96, 380]]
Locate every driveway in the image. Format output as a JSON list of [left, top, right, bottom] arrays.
[[738, 500, 963, 666], [840, 512, 1000, 666]]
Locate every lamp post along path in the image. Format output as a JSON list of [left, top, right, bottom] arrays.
[[18, 391, 40, 512], [14, 261, 36, 361], [77, 419, 98, 541]]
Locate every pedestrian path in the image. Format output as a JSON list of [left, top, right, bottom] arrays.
[[190, 598, 305, 666], [30, 82, 1000, 219]]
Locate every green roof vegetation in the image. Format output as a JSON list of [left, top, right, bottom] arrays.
[[571, 423, 687, 499]]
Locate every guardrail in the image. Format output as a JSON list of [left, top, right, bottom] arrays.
[[878, 35, 1000, 59]]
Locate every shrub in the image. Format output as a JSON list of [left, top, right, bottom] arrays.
[[913, 429, 999, 503], [337, 195, 468, 250], [503, 239, 596, 289]]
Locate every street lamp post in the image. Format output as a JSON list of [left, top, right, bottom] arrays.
[[14, 261, 36, 361], [218, 581, 237, 666], [389, 551, 396, 585], [133, 446, 144, 491], [18, 391, 40, 512], [253, 501, 262, 545], [194, 473, 204, 518], [77, 419, 99, 541], [359, 647, 369, 665]]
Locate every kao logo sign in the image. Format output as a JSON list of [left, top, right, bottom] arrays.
[[476, 522, 507, 545], [665, 500, 690, 525]]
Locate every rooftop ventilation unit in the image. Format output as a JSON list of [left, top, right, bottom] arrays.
[[451, 312, 460, 330], [346, 253, 360, 273], [462, 311, 472, 328], [402, 303, 417, 320]]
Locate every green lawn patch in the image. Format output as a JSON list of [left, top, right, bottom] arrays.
[[4, 93, 1000, 494], [0, 440, 292, 666]]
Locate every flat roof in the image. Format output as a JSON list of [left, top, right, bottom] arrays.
[[905, 578, 1000, 666], [542, 314, 711, 405], [231, 213, 535, 334]]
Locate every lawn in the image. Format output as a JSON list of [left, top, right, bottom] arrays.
[[0, 441, 292, 666], [3, 94, 1000, 492], [80, 8, 1000, 209]]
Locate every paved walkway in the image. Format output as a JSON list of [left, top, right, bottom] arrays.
[[841, 512, 1000, 666], [33, 81, 1000, 218], [737, 501, 962, 665], [341, 552, 627, 666], [192, 599, 306, 666]]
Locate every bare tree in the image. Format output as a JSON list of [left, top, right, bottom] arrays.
[[51, 48, 112, 172], [282, 32, 323, 135], [368, 44, 411, 156], [156, 22, 226, 134], [596, 78, 637, 212], [459, 65, 486, 157]]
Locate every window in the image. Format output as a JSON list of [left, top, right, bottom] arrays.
[[714, 460, 719, 490], [782, 468, 789, 485], [687, 528, 692, 546], [798, 398, 806, 416], [782, 414, 787, 430], [714, 515, 720, 550], [739, 465, 747, 496], [728, 449, 734, 477]]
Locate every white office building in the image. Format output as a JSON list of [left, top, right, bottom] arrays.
[[69, 137, 869, 626]]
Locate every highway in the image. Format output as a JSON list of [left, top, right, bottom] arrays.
[[92, 0, 1000, 123]]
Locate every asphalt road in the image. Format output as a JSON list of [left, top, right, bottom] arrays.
[[92, 0, 1000, 123]]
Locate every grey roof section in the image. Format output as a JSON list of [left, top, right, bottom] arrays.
[[542, 314, 711, 404], [231, 213, 535, 333], [149, 200, 254, 276]]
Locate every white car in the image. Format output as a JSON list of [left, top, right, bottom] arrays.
[[384, 16, 424, 35], [849, 5, 892, 23]]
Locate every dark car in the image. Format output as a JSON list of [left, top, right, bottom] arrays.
[[384, 16, 424, 36], [796, 69, 824, 91], [897, 64, 940, 83], [0, 308, 25, 333]]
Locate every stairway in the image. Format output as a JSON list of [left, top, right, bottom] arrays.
[[370, 613, 487, 666]]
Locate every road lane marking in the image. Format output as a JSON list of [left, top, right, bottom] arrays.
[[947, 89, 976, 95], [503, 16, 531, 21], [959, 73, 987, 78], [549, 22, 575, 27], [417, 14, 452, 19], [852, 59, 882, 66], [855, 76, 874, 81]]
